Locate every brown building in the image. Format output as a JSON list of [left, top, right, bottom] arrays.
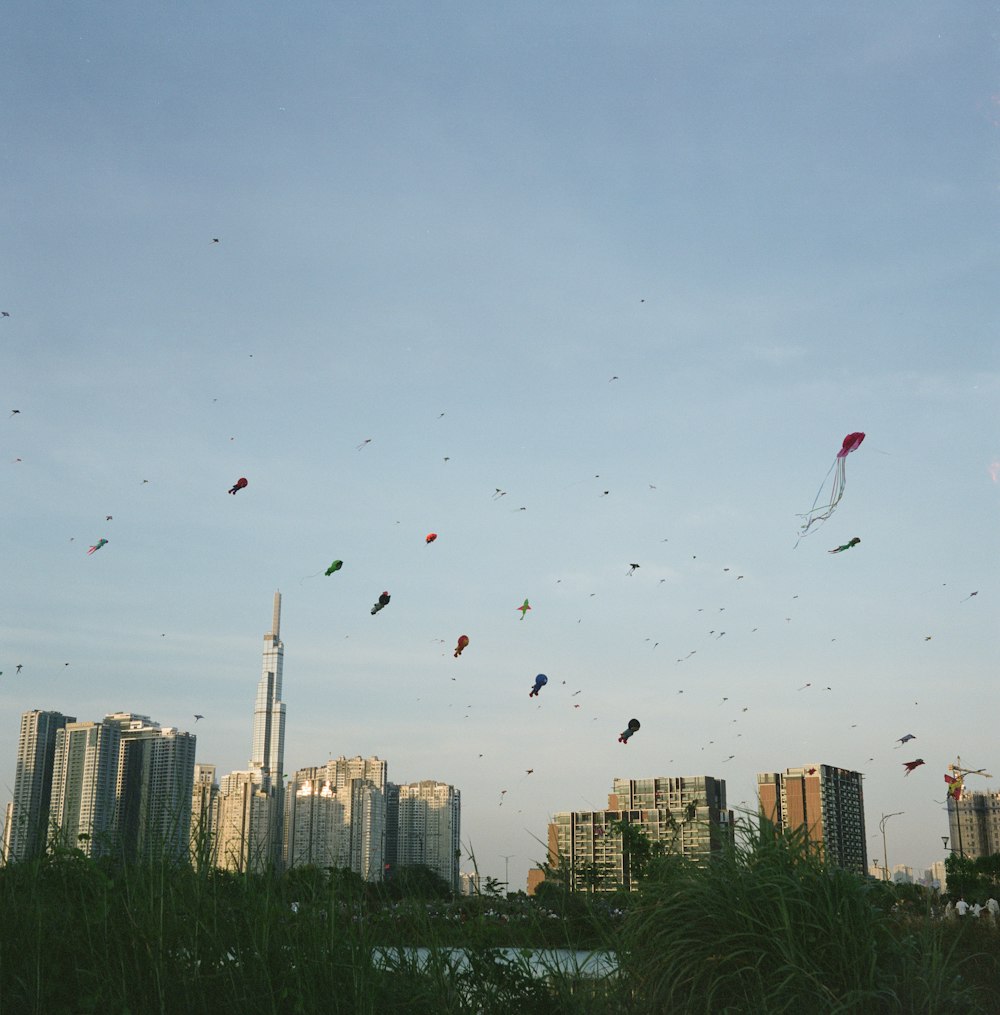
[[757, 764, 867, 874]]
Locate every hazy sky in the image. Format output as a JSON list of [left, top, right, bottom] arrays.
[[3, 4, 997, 891]]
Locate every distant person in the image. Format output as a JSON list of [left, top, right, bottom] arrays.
[[944, 900, 955, 921], [956, 897, 969, 917], [972, 902, 983, 918], [987, 898, 999, 919]]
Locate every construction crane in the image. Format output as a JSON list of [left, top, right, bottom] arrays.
[[945, 757, 993, 858]]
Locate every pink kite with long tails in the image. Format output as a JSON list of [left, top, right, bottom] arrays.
[[797, 432, 865, 542]]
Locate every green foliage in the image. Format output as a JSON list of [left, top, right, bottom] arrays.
[[944, 853, 1000, 902], [3, 838, 999, 1013], [623, 825, 987, 1013]]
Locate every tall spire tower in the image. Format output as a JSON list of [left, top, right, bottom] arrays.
[[250, 591, 286, 796]]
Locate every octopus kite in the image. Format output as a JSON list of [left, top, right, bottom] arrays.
[[517, 599, 531, 620], [797, 432, 865, 541], [371, 591, 391, 615], [829, 537, 860, 554], [902, 758, 925, 776], [529, 673, 548, 697], [228, 477, 248, 495], [618, 718, 641, 744], [454, 635, 469, 658], [87, 539, 108, 555]]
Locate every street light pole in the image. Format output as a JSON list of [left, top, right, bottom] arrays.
[[880, 811, 904, 882]]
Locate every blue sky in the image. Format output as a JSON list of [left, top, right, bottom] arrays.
[[2, 3, 997, 890]]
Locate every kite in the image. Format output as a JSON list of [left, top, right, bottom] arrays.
[[228, 477, 248, 495], [797, 432, 865, 541], [16, 665, 22, 674], [529, 674, 548, 697], [454, 635, 469, 658], [325, 560, 343, 576], [829, 537, 861, 554], [618, 718, 641, 744], [87, 539, 108, 555], [961, 591, 979, 602], [371, 591, 391, 615], [517, 599, 531, 619], [425, 533, 437, 544], [895, 733, 916, 748], [193, 714, 204, 722], [944, 774, 964, 801], [902, 758, 925, 776], [627, 563, 640, 575]]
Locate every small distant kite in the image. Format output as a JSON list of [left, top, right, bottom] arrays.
[[797, 432, 865, 541], [517, 599, 531, 620], [325, 560, 343, 576], [371, 591, 391, 615], [425, 533, 437, 544], [618, 718, 641, 744], [902, 758, 925, 776], [529, 674, 548, 697], [228, 477, 248, 495], [16, 664, 22, 674], [193, 714, 204, 722], [454, 635, 469, 658], [944, 773, 964, 801], [829, 537, 861, 554], [895, 733, 916, 747], [87, 539, 108, 555], [961, 591, 979, 602], [627, 563, 640, 575]]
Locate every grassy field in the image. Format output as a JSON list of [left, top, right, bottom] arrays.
[[1, 833, 996, 1014]]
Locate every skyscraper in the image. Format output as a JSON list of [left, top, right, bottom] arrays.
[[49, 720, 121, 857], [395, 780, 461, 891], [216, 770, 276, 873], [284, 757, 388, 880], [757, 764, 867, 873], [190, 764, 221, 870], [214, 593, 290, 872], [7, 710, 74, 863], [250, 591, 286, 797], [107, 713, 196, 862]]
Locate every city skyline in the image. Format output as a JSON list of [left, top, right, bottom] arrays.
[[3, 4, 996, 895]]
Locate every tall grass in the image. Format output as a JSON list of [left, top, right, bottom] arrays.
[[621, 824, 990, 1014], [2, 831, 997, 1013], [0, 847, 624, 1014]]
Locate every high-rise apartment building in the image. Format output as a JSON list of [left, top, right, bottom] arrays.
[[190, 764, 221, 869], [757, 764, 867, 873], [544, 774, 733, 893], [216, 770, 277, 872], [947, 791, 1000, 860], [284, 757, 387, 880], [394, 780, 461, 891], [49, 720, 121, 857], [107, 712, 196, 862], [7, 710, 74, 862]]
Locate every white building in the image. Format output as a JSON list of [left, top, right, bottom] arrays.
[[7, 710, 74, 862], [395, 780, 461, 891], [49, 720, 121, 857]]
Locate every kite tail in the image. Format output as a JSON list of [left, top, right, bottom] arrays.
[[796, 458, 847, 543]]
